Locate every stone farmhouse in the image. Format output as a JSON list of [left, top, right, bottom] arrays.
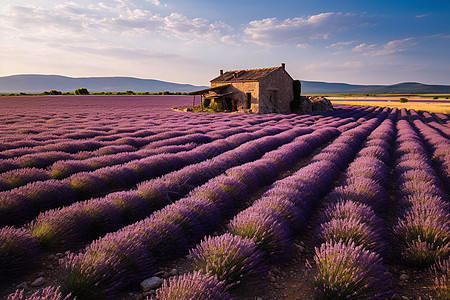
[[189, 63, 294, 114]]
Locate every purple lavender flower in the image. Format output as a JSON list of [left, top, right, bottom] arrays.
[[69, 172, 108, 198], [0, 226, 41, 279], [152, 203, 204, 244], [431, 257, 450, 300], [7, 286, 72, 300], [189, 183, 234, 218], [106, 191, 150, 222], [61, 229, 154, 298], [190, 233, 267, 288], [316, 217, 386, 254], [50, 160, 94, 179], [208, 175, 249, 206], [228, 209, 292, 261], [155, 271, 231, 300], [320, 200, 384, 230], [311, 241, 392, 299], [252, 196, 306, 232], [0, 168, 51, 190], [394, 205, 450, 266]]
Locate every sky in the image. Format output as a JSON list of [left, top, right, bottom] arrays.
[[1, 0, 449, 86]]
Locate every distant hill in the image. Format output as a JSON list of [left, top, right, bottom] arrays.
[[0, 74, 449, 94], [301, 81, 450, 94], [0, 74, 208, 93]]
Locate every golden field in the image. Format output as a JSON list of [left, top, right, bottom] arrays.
[[327, 95, 450, 114]]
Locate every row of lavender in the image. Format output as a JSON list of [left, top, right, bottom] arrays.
[[0, 124, 316, 279], [0, 106, 390, 298], [154, 106, 450, 299], [393, 110, 449, 267], [0, 125, 291, 227], [0, 108, 366, 185], [1, 106, 373, 282], [310, 110, 397, 299], [0, 106, 373, 227], [155, 108, 389, 298], [55, 123, 341, 298]]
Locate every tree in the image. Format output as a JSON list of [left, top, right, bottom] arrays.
[[400, 98, 408, 103], [74, 88, 89, 95], [49, 90, 62, 95]]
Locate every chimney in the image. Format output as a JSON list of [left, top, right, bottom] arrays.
[[281, 63, 285, 70], [220, 70, 223, 75]]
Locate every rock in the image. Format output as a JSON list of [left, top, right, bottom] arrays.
[[401, 297, 410, 300], [391, 294, 402, 300], [169, 268, 178, 276], [38, 271, 45, 277], [295, 244, 305, 253], [47, 254, 56, 260], [17, 282, 28, 289], [31, 277, 46, 287], [140, 277, 163, 292], [399, 274, 409, 281], [135, 295, 144, 300], [56, 253, 65, 258]]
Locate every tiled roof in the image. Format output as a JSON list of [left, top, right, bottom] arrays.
[[211, 66, 282, 82]]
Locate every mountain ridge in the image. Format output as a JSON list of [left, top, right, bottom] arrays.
[[0, 74, 208, 93], [1, 74, 449, 94]]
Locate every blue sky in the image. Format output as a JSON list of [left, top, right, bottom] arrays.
[[1, 0, 449, 85]]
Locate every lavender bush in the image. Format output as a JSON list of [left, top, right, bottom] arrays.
[[155, 271, 230, 300], [311, 241, 391, 299], [190, 233, 267, 288], [7, 286, 72, 300], [228, 209, 292, 261], [0, 226, 41, 278]]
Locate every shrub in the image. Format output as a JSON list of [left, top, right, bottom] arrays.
[[190, 234, 267, 288], [394, 205, 450, 266], [0, 226, 41, 279], [311, 241, 391, 299], [74, 88, 89, 95], [203, 98, 211, 108], [125, 90, 134, 95], [316, 217, 385, 254], [155, 271, 230, 300], [228, 210, 292, 261], [431, 258, 450, 300], [210, 102, 219, 112], [400, 97, 408, 103], [7, 286, 72, 300], [49, 90, 62, 95]]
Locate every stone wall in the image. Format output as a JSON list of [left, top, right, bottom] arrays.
[[211, 81, 260, 112], [258, 68, 293, 113]]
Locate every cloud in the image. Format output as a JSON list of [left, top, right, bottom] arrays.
[[162, 13, 232, 41], [0, 2, 233, 43], [328, 40, 357, 48], [352, 38, 417, 56], [416, 13, 430, 18], [244, 12, 367, 45]]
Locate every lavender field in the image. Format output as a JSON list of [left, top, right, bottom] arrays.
[[0, 95, 449, 300]]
